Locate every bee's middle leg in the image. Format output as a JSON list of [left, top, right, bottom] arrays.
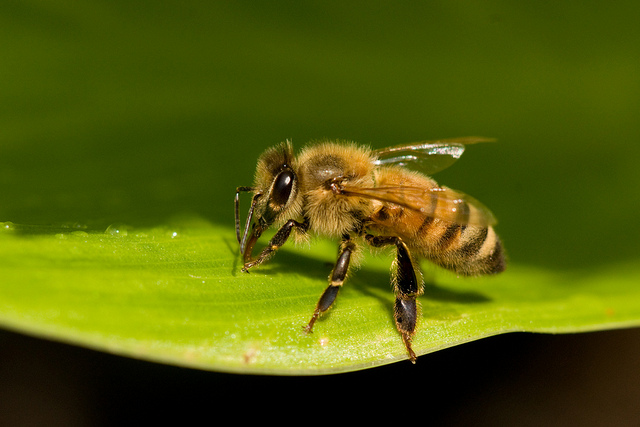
[[304, 236, 355, 333]]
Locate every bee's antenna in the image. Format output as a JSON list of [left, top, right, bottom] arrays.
[[235, 187, 258, 253]]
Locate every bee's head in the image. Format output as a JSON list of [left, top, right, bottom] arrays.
[[235, 141, 301, 262]]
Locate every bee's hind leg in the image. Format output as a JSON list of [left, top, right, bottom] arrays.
[[304, 235, 355, 334], [365, 234, 423, 364]]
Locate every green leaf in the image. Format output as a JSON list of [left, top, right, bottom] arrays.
[[2, 2, 640, 376], [2, 219, 639, 375]]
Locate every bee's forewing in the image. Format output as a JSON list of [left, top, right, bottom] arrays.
[[373, 137, 495, 175], [341, 185, 497, 227]]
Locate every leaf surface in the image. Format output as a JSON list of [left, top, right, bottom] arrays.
[[2, 220, 638, 375]]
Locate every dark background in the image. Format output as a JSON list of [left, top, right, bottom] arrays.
[[3, 328, 640, 425], [1, 2, 640, 424]]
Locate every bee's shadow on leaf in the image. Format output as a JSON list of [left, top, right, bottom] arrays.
[[233, 248, 334, 278], [349, 268, 492, 302], [351, 268, 493, 326], [238, 247, 493, 325], [421, 280, 492, 304]]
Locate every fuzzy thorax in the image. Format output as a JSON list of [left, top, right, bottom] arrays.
[[297, 141, 376, 237]]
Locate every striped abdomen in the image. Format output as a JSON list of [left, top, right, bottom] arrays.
[[368, 167, 505, 276], [370, 204, 504, 276], [416, 215, 504, 276]]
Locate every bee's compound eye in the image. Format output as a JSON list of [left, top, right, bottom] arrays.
[[272, 170, 295, 206]]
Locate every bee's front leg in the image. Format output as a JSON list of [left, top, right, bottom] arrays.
[[304, 235, 355, 333], [241, 219, 308, 272]]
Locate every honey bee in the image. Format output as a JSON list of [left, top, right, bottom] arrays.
[[235, 137, 505, 363]]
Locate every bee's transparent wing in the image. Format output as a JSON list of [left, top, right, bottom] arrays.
[[341, 185, 497, 227], [373, 136, 495, 176]]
